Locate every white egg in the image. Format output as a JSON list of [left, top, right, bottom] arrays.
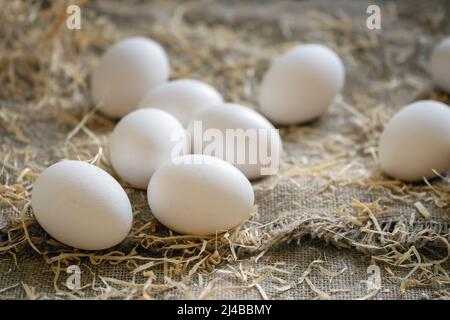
[[259, 44, 345, 124], [430, 37, 450, 93], [92, 37, 169, 118], [147, 154, 254, 235], [109, 108, 188, 189], [379, 100, 450, 181], [188, 103, 282, 179], [31, 160, 133, 250], [138, 79, 223, 127]]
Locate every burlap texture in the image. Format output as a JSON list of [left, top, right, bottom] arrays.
[[0, 0, 449, 299]]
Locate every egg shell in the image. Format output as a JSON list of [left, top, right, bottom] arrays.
[[31, 160, 133, 250], [138, 79, 223, 127], [259, 44, 345, 124], [430, 37, 450, 93], [188, 103, 282, 179], [92, 37, 169, 118], [109, 108, 189, 189], [378, 100, 450, 181], [147, 154, 254, 235]]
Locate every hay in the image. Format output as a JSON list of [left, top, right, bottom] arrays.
[[0, 0, 449, 299]]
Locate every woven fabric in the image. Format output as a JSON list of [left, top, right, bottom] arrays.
[[0, 0, 449, 300]]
